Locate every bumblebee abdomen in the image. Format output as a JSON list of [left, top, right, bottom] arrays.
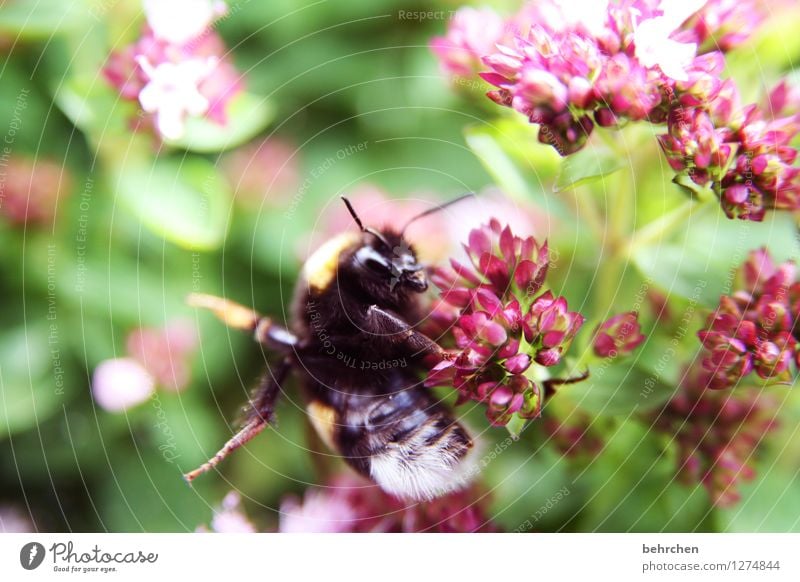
[[305, 377, 478, 502]]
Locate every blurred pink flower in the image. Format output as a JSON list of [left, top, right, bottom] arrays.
[[0, 157, 72, 226], [280, 488, 361, 533], [307, 185, 452, 263], [679, 0, 765, 53], [92, 358, 155, 412], [279, 474, 497, 533], [142, 0, 227, 45], [310, 186, 543, 267], [93, 320, 197, 412], [0, 506, 33, 533], [127, 319, 198, 392], [196, 491, 258, 533], [542, 410, 603, 459], [103, 2, 243, 140], [593, 311, 646, 358], [222, 138, 300, 208], [210, 492, 257, 533], [698, 248, 799, 388], [653, 366, 779, 507], [512, 0, 613, 44], [430, 7, 509, 78]]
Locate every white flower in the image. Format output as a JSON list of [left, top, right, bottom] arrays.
[[279, 490, 358, 533], [0, 506, 33, 533], [553, 0, 610, 37], [92, 358, 155, 412], [142, 0, 227, 45], [136, 56, 217, 140], [634, 0, 707, 81], [659, 0, 709, 29], [209, 492, 257, 533]]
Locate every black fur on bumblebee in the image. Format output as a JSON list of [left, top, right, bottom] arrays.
[[185, 195, 479, 501]]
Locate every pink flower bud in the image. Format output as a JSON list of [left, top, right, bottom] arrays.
[[593, 312, 646, 358]]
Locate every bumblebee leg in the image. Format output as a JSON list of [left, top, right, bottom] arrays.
[[187, 293, 297, 350], [365, 305, 451, 360], [183, 359, 290, 483]]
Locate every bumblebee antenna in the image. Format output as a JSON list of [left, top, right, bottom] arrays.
[[341, 196, 365, 231], [400, 193, 475, 235], [340, 196, 391, 248]]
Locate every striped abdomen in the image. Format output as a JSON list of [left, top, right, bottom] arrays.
[[306, 379, 477, 502]]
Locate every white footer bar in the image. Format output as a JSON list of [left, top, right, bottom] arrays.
[[1, 533, 798, 581]]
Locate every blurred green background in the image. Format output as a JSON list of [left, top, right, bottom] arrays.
[[1, 0, 800, 533]]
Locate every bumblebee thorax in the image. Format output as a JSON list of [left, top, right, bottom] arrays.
[[302, 231, 360, 292]]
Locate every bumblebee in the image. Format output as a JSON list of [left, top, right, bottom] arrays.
[[185, 196, 478, 501]]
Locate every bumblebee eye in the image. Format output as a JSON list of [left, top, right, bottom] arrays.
[[355, 246, 391, 273], [366, 258, 390, 272]]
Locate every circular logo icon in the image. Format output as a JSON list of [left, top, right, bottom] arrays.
[[20, 542, 46, 570]]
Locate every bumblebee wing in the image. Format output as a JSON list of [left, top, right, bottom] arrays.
[[305, 375, 479, 502]]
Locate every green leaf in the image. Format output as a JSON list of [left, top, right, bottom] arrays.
[[466, 124, 538, 201], [632, 211, 799, 307], [633, 244, 723, 308], [574, 362, 678, 417], [165, 92, 275, 153], [470, 117, 563, 178], [53, 75, 127, 135], [479, 435, 575, 532], [464, 122, 570, 221], [635, 331, 689, 389], [730, 11, 800, 95], [113, 157, 232, 250], [554, 143, 625, 192], [576, 420, 712, 531], [99, 448, 212, 532], [717, 466, 800, 532], [717, 392, 800, 532], [0, 0, 87, 38], [0, 324, 64, 437]]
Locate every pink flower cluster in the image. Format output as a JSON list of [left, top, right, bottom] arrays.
[[279, 475, 498, 533], [698, 248, 800, 389], [676, 0, 766, 53], [426, 220, 584, 426], [660, 79, 800, 220], [433, 1, 764, 154], [433, 2, 800, 222], [103, 0, 243, 140], [653, 366, 778, 507], [92, 320, 197, 412], [221, 138, 301, 209], [430, 7, 509, 79]]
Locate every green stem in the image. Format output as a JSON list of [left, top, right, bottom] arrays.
[[594, 169, 631, 311], [621, 197, 714, 260], [567, 186, 606, 244]]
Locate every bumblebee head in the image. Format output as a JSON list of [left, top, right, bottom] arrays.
[[353, 229, 427, 293], [342, 197, 427, 294]]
